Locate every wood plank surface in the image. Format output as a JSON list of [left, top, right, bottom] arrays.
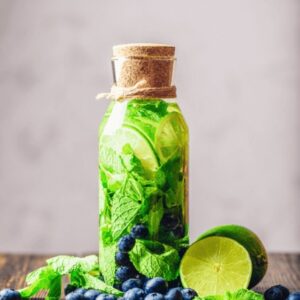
[[0, 253, 299, 298]]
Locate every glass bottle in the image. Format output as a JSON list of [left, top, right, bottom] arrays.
[[98, 44, 189, 285]]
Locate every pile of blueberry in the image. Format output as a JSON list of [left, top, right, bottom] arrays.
[[1, 283, 300, 300], [65, 277, 197, 300]]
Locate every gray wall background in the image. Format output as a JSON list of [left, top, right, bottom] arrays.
[[0, 0, 299, 253]]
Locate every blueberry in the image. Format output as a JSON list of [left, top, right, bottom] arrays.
[[165, 288, 183, 300], [131, 225, 149, 239], [264, 285, 290, 300], [179, 248, 187, 259], [145, 278, 168, 294], [181, 288, 197, 300], [118, 235, 136, 252], [114, 283, 122, 291], [116, 266, 135, 282], [161, 214, 179, 230], [168, 278, 183, 288], [96, 294, 117, 300], [144, 293, 165, 300], [173, 225, 184, 238], [135, 273, 148, 283], [168, 287, 183, 293], [288, 293, 300, 300], [74, 288, 88, 295], [66, 291, 85, 300], [65, 284, 78, 295], [122, 279, 143, 292], [115, 252, 131, 266], [0, 289, 21, 300], [84, 290, 101, 300], [124, 288, 145, 300]]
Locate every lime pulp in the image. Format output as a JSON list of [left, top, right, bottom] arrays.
[[180, 236, 252, 297]]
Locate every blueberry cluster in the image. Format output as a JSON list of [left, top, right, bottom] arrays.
[[120, 277, 196, 300], [264, 285, 300, 300], [65, 285, 117, 300], [63, 278, 196, 300], [115, 225, 149, 282]]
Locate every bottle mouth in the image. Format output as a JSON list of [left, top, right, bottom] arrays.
[[111, 57, 176, 87], [110, 43, 177, 99]]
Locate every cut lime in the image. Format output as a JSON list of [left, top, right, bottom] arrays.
[[100, 126, 159, 177], [180, 236, 252, 297], [155, 112, 188, 163], [197, 224, 268, 288]]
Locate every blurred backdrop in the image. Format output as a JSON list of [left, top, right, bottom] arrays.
[[0, 0, 299, 253]]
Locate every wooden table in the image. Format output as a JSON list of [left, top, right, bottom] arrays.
[[0, 253, 299, 298]]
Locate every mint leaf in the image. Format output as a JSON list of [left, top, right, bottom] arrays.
[[202, 289, 264, 300], [46, 275, 61, 300], [25, 266, 53, 284], [99, 244, 117, 286], [147, 197, 164, 238], [120, 175, 144, 201], [99, 146, 124, 174], [19, 266, 59, 298], [129, 239, 180, 280], [71, 272, 123, 296], [111, 195, 141, 239], [47, 255, 98, 275], [125, 99, 169, 142], [121, 144, 145, 177], [228, 289, 263, 300], [111, 176, 143, 240]]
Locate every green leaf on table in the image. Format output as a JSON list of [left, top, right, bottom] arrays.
[[129, 239, 180, 281], [46, 275, 61, 300], [19, 266, 60, 298], [25, 266, 53, 284], [47, 255, 98, 275]]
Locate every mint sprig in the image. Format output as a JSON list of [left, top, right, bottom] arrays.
[[47, 255, 98, 275], [200, 289, 264, 300], [129, 239, 180, 281], [18, 255, 123, 299]]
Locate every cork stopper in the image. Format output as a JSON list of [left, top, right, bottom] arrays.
[[111, 43, 176, 98]]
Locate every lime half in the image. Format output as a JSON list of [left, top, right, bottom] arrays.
[[180, 236, 252, 297], [155, 112, 188, 163], [197, 224, 268, 288]]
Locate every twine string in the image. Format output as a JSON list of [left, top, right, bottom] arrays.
[[96, 79, 176, 101]]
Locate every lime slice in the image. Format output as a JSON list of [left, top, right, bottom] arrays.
[[155, 112, 188, 163], [180, 236, 252, 297], [197, 224, 268, 288], [100, 126, 159, 176]]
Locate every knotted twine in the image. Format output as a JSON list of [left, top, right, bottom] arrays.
[[96, 79, 177, 101]]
